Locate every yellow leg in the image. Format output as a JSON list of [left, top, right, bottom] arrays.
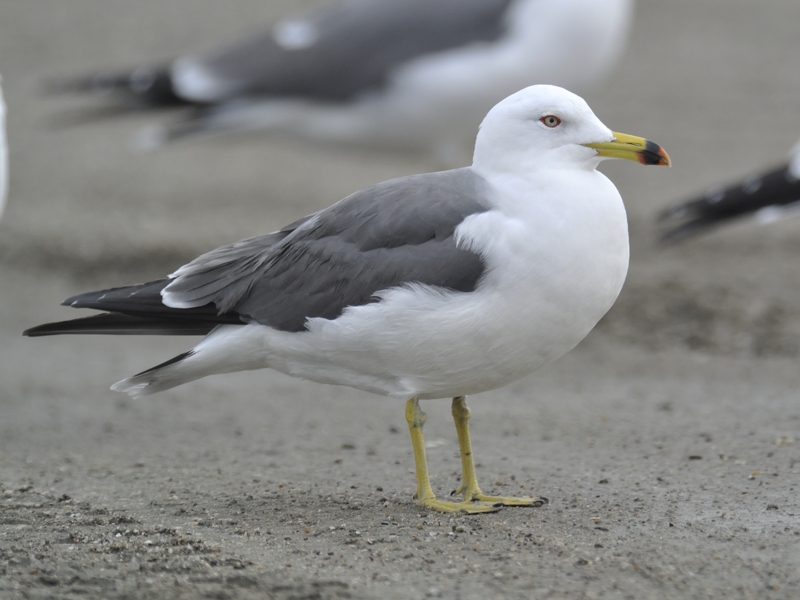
[[405, 398, 499, 514], [451, 396, 548, 507]]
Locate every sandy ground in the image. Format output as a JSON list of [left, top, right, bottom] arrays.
[[1, 1, 800, 598]]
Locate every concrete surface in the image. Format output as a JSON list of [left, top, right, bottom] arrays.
[[1, 1, 799, 599]]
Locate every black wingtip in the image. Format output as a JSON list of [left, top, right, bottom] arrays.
[[657, 163, 800, 244], [23, 313, 219, 337], [23, 320, 83, 337], [42, 67, 189, 108], [22, 326, 43, 337]]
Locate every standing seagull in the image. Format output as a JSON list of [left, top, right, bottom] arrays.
[[659, 141, 800, 242], [48, 0, 634, 162], [25, 86, 670, 513]]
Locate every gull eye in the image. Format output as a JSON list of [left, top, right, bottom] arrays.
[[540, 115, 562, 128]]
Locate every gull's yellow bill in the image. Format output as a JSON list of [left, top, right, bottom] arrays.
[[585, 132, 671, 166]]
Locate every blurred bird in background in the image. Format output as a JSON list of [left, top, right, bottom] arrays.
[[659, 140, 800, 242], [46, 0, 634, 164]]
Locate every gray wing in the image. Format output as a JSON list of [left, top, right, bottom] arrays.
[[172, 0, 513, 102], [163, 168, 491, 332]]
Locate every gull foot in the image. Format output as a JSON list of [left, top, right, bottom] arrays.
[[417, 497, 501, 514], [456, 491, 549, 507]]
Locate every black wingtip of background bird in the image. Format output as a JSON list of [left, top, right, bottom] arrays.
[[42, 66, 190, 108], [657, 163, 800, 244]]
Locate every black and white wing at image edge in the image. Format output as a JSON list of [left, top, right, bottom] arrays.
[[45, 0, 634, 161], [658, 141, 800, 242]]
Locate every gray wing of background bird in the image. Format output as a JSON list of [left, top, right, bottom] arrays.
[[24, 168, 491, 337], [173, 0, 514, 103], [49, 0, 513, 106]]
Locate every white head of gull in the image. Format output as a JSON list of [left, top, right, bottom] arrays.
[[25, 85, 670, 514]]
